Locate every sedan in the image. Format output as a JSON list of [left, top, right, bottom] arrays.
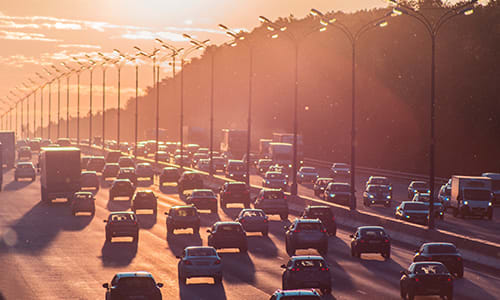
[[177, 246, 222, 285], [103, 271, 163, 300], [207, 221, 247, 253], [186, 189, 218, 213], [413, 242, 464, 278], [350, 226, 391, 259], [235, 209, 269, 236], [281, 256, 331, 295], [297, 166, 319, 184], [400, 262, 453, 300]]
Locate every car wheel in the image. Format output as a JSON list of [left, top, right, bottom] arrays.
[[32, 176, 35, 182], [105, 233, 111, 243], [178, 273, 187, 285], [71, 210, 76, 216], [262, 230, 268, 237], [286, 243, 295, 256], [193, 227, 200, 235], [167, 226, 174, 235], [401, 288, 407, 300], [159, 180, 163, 186], [14, 177, 18, 182], [133, 233, 139, 243], [351, 247, 356, 257], [382, 250, 391, 259], [239, 244, 248, 253], [153, 208, 157, 215], [109, 195, 114, 201], [408, 290, 415, 300], [221, 201, 227, 209]]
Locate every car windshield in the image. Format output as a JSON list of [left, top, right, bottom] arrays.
[[427, 244, 457, 254], [371, 178, 389, 185], [228, 184, 246, 191], [334, 163, 348, 169], [280, 296, 319, 300], [228, 164, 244, 171], [463, 189, 491, 201], [218, 225, 242, 232], [308, 208, 331, 217], [293, 259, 326, 268], [117, 277, 156, 289], [301, 167, 316, 173], [263, 191, 284, 199], [404, 203, 428, 211], [242, 211, 264, 218], [187, 248, 216, 257], [368, 186, 388, 193], [110, 214, 135, 222], [417, 194, 430, 201], [193, 191, 214, 197], [413, 182, 428, 189], [174, 209, 196, 217], [268, 173, 285, 179], [414, 264, 448, 275], [297, 222, 322, 231], [259, 160, 272, 166], [17, 163, 33, 168], [360, 228, 386, 238], [332, 184, 349, 192], [443, 187, 451, 196], [106, 165, 119, 171]]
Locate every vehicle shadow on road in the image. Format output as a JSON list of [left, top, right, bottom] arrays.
[[218, 251, 256, 284], [454, 275, 497, 299], [324, 238, 357, 294], [166, 232, 203, 256], [3, 180, 34, 191], [100, 179, 113, 189], [136, 179, 153, 188], [137, 213, 157, 229], [179, 281, 227, 300], [220, 206, 245, 220], [199, 212, 221, 227], [247, 235, 279, 258], [100, 241, 138, 267], [106, 198, 131, 212], [159, 184, 179, 195], [62, 213, 94, 231]]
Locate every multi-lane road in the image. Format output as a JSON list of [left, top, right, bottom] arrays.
[[1, 165, 499, 300]]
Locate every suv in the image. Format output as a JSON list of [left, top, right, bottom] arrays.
[[235, 209, 269, 236], [297, 167, 319, 184], [324, 182, 352, 206], [86, 156, 105, 173], [104, 211, 139, 242], [17, 146, 32, 160], [350, 226, 391, 259], [186, 189, 218, 213], [80, 171, 99, 192], [207, 221, 247, 253], [262, 171, 288, 191], [413, 242, 464, 278], [438, 184, 452, 208], [219, 182, 251, 209], [212, 157, 226, 172], [117, 167, 137, 186], [269, 289, 321, 300], [363, 184, 392, 207], [102, 272, 163, 300], [165, 205, 200, 235], [313, 177, 333, 197], [254, 189, 289, 221], [102, 163, 120, 180], [280, 256, 331, 295], [131, 190, 157, 214], [300, 206, 336, 236], [177, 246, 222, 285], [408, 181, 430, 199], [225, 160, 247, 181], [365, 176, 392, 192], [135, 162, 154, 181], [178, 171, 203, 194], [159, 167, 179, 186], [257, 159, 273, 175], [71, 191, 95, 215], [14, 161, 36, 181], [285, 219, 328, 256], [109, 179, 136, 201]]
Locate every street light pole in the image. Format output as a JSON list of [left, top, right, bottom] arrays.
[[61, 63, 73, 139]]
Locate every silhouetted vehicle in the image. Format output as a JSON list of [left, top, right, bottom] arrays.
[[350, 226, 391, 259], [117, 167, 137, 186], [177, 246, 222, 285], [165, 205, 200, 235], [269, 289, 321, 300], [118, 156, 135, 169], [438, 184, 452, 208], [56, 138, 71, 147], [106, 150, 121, 163], [135, 162, 154, 181], [186, 189, 218, 213], [281, 256, 331, 295], [109, 179, 135, 201], [102, 163, 120, 180], [81, 155, 92, 170], [412, 192, 445, 220], [71, 191, 95, 215], [324, 182, 352, 206], [400, 262, 453, 300], [219, 181, 251, 209], [330, 162, 350, 177], [300, 205, 336, 236], [365, 176, 392, 192], [285, 219, 328, 256], [14, 161, 36, 181], [177, 171, 203, 194], [131, 190, 157, 214], [155, 151, 169, 162], [207, 221, 247, 253], [102, 271, 163, 300], [191, 153, 209, 167], [297, 167, 319, 184], [235, 208, 269, 236], [408, 181, 430, 199], [159, 167, 179, 186], [313, 177, 334, 197], [254, 189, 289, 221], [17, 146, 32, 160], [262, 171, 288, 191], [395, 201, 429, 225], [363, 184, 392, 207], [80, 171, 99, 192], [413, 242, 464, 278], [257, 159, 273, 175], [104, 211, 139, 242], [225, 159, 247, 181], [86, 156, 105, 173], [40, 147, 81, 202]]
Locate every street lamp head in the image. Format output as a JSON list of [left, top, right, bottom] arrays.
[[238, 35, 245, 40], [461, 8, 474, 16], [230, 41, 237, 47], [133, 46, 142, 52], [271, 33, 279, 39], [113, 49, 122, 55], [259, 16, 272, 24], [218, 24, 229, 31], [225, 31, 237, 39], [319, 27, 327, 32], [320, 19, 329, 26], [280, 26, 287, 32], [310, 8, 323, 17], [392, 7, 404, 16], [266, 25, 275, 31], [387, 0, 398, 4], [152, 49, 160, 56], [189, 40, 199, 46], [377, 20, 389, 27]]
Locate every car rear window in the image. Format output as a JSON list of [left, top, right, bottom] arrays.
[[17, 164, 33, 168], [187, 248, 216, 257], [463, 189, 491, 201], [242, 211, 264, 218], [414, 264, 448, 275], [193, 191, 214, 197], [367, 186, 388, 193], [371, 178, 388, 185], [334, 163, 348, 168], [175, 209, 196, 217], [308, 208, 332, 218], [297, 223, 322, 231], [110, 214, 135, 222], [117, 277, 155, 289], [404, 203, 427, 211], [218, 225, 242, 232], [227, 183, 246, 191], [263, 191, 284, 199], [426, 244, 457, 254], [293, 259, 326, 268], [280, 296, 320, 300], [360, 228, 386, 238]]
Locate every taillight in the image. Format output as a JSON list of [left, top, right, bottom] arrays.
[[320, 267, 329, 271], [359, 239, 365, 243], [184, 260, 192, 265], [321, 228, 327, 233], [293, 229, 300, 233], [447, 277, 452, 282], [284, 196, 287, 200], [214, 259, 221, 265], [331, 216, 335, 222], [415, 278, 420, 282], [457, 257, 462, 261], [263, 219, 268, 223], [384, 239, 389, 243], [240, 219, 245, 223], [291, 268, 300, 272]]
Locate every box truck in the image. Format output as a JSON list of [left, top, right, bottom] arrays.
[[450, 175, 493, 220], [40, 147, 81, 202]]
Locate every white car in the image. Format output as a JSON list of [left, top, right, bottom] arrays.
[[297, 166, 319, 184], [135, 162, 154, 181]]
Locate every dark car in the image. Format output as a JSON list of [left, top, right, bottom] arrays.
[[207, 221, 247, 253], [17, 146, 32, 160], [297, 167, 319, 184], [117, 167, 138, 186], [400, 262, 453, 300], [395, 201, 429, 225], [104, 211, 139, 242], [412, 192, 445, 220], [102, 271, 163, 300], [365, 176, 392, 192], [254, 189, 289, 221], [102, 163, 120, 180], [106, 150, 121, 163], [191, 153, 209, 167], [165, 205, 200, 235], [159, 167, 180, 186], [313, 177, 334, 197], [408, 180, 430, 199], [178, 171, 203, 194], [257, 159, 273, 175], [80, 171, 99, 192], [109, 179, 136, 201], [324, 182, 352, 206], [269, 289, 321, 300], [186, 189, 218, 213], [350, 226, 391, 259], [71, 191, 95, 215], [81, 155, 92, 170], [413, 242, 464, 278], [225, 160, 247, 181], [235, 208, 269, 236], [131, 190, 157, 214], [262, 171, 288, 191], [177, 246, 222, 285], [300, 206, 336, 236], [219, 181, 251, 209], [285, 219, 328, 256], [118, 156, 135, 169], [87, 156, 105, 173], [281, 256, 331, 295], [363, 184, 392, 207], [330, 162, 350, 177]]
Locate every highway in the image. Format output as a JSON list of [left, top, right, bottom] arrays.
[[1, 166, 499, 300]]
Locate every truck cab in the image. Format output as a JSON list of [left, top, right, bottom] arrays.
[[450, 175, 493, 220], [482, 173, 500, 206]]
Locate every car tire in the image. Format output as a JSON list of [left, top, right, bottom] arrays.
[[401, 289, 407, 300], [159, 180, 164, 186], [262, 230, 268, 237], [193, 227, 200, 235], [14, 176, 18, 182], [382, 250, 391, 259], [71, 210, 76, 216], [133, 233, 139, 243], [109, 195, 114, 201], [167, 226, 174, 235], [31, 176, 35, 182], [178, 273, 187, 285], [286, 243, 295, 256], [153, 208, 157, 215], [407, 290, 415, 300], [105, 233, 111, 243], [239, 244, 248, 253]]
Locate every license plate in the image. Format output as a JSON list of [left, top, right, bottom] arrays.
[[369, 240, 380, 244], [197, 262, 210, 266], [305, 281, 318, 287]]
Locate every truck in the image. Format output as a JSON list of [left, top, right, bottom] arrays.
[[272, 132, 303, 162], [220, 129, 247, 160], [269, 142, 293, 168], [40, 147, 81, 202], [482, 173, 500, 206], [450, 175, 493, 220], [259, 139, 272, 157], [0, 131, 15, 169], [183, 126, 208, 146]]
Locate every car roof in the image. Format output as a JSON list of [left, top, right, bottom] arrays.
[[114, 271, 153, 279], [266, 171, 283, 175], [228, 181, 246, 185], [75, 191, 93, 196], [163, 167, 178, 170], [214, 221, 241, 226], [358, 226, 385, 231], [105, 163, 119, 166], [317, 177, 333, 181], [109, 211, 135, 215], [289, 255, 325, 261], [402, 201, 427, 206], [240, 208, 265, 213], [114, 179, 132, 183], [273, 289, 320, 296], [369, 176, 388, 180], [411, 261, 445, 267], [262, 188, 283, 192], [330, 182, 350, 186], [136, 190, 154, 194], [137, 162, 151, 166], [16, 161, 33, 165], [294, 218, 322, 224]]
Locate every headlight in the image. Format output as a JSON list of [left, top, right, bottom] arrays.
[[389, 186, 392, 190], [230, 173, 234, 176], [463, 201, 469, 205], [288, 164, 292, 168], [489, 202, 492, 206], [300, 174, 304, 177], [330, 193, 336, 197], [386, 195, 392, 199], [369, 194, 375, 199], [266, 180, 270, 184], [440, 212, 443, 215], [348, 170, 351, 173], [427, 190, 431, 193], [405, 215, 410, 219]]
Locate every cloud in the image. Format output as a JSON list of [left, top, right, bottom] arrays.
[[118, 30, 186, 42], [0, 20, 40, 29], [0, 30, 60, 42], [42, 22, 82, 30], [58, 44, 101, 49], [164, 26, 225, 35]]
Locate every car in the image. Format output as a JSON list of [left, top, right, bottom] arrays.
[[297, 167, 319, 184], [119, 142, 130, 153], [106, 150, 121, 163], [324, 182, 352, 206], [395, 201, 429, 225], [331, 162, 350, 177], [86, 156, 105, 173], [80, 171, 99, 192], [17, 146, 32, 160], [191, 153, 209, 167], [165, 205, 201, 235], [135, 162, 154, 181], [40, 139, 52, 148], [104, 211, 139, 242], [197, 147, 209, 155], [159, 167, 179, 186], [102, 163, 120, 180], [256, 159, 273, 175], [195, 158, 212, 172], [268, 164, 287, 174], [207, 221, 247, 253], [408, 180, 430, 199], [280, 256, 331, 295], [262, 171, 288, 190], [131, 190, 157, 214], [154, 151, 169, 162], [81, 155, 92, 170], [313, 177, 334, 197], [102, 271, 163, 300], [185, 143, 200, 156], [118, 156, 135, 168], [219, 181, 251, 209], [174, 154, 190, 166], [412, 192, 445, 219], [133, 144, 147, 157], [28, 139, 41, 151], [400, 262, 453, 300], [254, 189, 289, 221], [109, 179, 136, 201], [117, 167, 138, 186], [285, 219, 328, 256], [14, 161, 36, 181], [55, 138, 71, 147], [71, 191, 95, 215], [225, 159, 247, 181], [211, 156, 226, 172], [235, 209, 269, 236], [350, 226, 391, 259], [438, 184, 452, 208], [363, 184, 392, 207], [186, 189, 218, 213], [177, 246, 222, 285], [365, 176, 392, 192], [413, 242, 464, 278], [300, 206, 336, 236], [178, 171, 203, 194], [269, 289, 321, 300]]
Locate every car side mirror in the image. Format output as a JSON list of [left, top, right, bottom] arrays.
[[157, 283, 163, 288], [206, 229, 211, 233], [103, 220, 107, 223], [280, 264, 286, 268], [102, 283, 109, 289]]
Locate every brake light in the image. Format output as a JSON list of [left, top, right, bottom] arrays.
[[384, 239, 389, 243], [447, 277, 452, 282], [291, 268, 300, 272], [263, 219, 268, 223], [293, 229, 300, 233], [457, 257, 462, 261], [320, 267, 329, 271], [321, 228, 327, 233], [240, 219, 245, 223], [214, 259, 221, 265], [332, 216, 335, 222], [415, 278, 420, 282], [284, 196, 287, 200], [184, 260, 192, 265], [359, 239, 365, 243]]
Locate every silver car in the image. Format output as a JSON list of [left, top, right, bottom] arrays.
[[177, 246, 222, 285], [235, 209, 269, 236], [14, 161, 36, 181]]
